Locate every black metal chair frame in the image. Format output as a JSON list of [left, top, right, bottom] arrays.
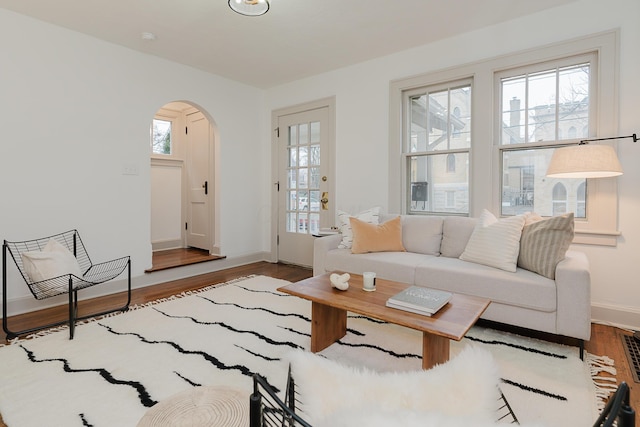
[[593, 381, 635, 427], [3, 229, 131, 340], [250, 368, 312, 427]]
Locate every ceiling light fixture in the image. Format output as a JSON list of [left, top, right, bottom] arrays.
[[228, 0, 270, 16]]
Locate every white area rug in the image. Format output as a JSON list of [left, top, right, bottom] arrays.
[[0, 275, 614, 426]]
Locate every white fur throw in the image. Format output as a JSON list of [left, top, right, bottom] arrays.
[[288, 345, 501, 425]]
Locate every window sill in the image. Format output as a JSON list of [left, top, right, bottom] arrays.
[[573, 229, 621, 247]]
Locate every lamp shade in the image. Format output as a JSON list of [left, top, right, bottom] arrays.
[[546, 144, 623, 178]]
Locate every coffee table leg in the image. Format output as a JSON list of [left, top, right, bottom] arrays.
[[422, 332, 450, 370], [310, 302, 347, 352]]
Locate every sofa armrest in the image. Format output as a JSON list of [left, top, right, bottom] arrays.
[[555, 250, 591, 340], [313, 234, 343, 276]]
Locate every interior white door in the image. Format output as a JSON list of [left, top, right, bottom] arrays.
[[186, 111, 211, 251], [277, 107, 332, 266]]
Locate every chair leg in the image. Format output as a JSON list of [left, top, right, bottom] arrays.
[[68, 280, 75, 340], [2, 242, 15, 340]]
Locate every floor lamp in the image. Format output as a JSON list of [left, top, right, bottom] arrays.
[[547, 133, 638, 342]]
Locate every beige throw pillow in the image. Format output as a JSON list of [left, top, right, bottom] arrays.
[[350, 216, 406, 254], [459, 210, 525, 272], [518, 213, 574, 279]]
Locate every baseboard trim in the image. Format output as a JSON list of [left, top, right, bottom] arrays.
[[151, 239, 183, 251], [591, 302, 640, 332], [2, 252, 272, 318]]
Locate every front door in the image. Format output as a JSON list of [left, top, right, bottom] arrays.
[[186, 111, 211, 251], [277, 105, 334, 266]]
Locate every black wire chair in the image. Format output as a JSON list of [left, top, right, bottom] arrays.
[[593, 381, 635, 427], [250, 368, 312, 427], [3, 229, 131, 340]]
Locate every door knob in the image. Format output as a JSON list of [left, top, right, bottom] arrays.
[[321, 192, 329, 210], [203, 181, 208, 195]]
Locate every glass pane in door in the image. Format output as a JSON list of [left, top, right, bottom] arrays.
[[286, 121, 321, 235]]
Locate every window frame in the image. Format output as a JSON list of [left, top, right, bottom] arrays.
[[401, 78, 473, 216], [389, 30, 620, 246], [151, 108, 180, 160]]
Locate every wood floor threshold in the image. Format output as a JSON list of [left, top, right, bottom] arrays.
[[144, 248, 226, 272]]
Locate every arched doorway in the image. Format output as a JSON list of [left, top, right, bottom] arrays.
[[149, 101, 220, 261]]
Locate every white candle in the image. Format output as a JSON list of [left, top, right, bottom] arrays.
[[363, 272, 376, 291]]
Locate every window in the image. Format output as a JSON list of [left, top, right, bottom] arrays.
[[389, 31, 619, 245], [152, 119, 172, 155], [552, 183, 568, 215], [498, 56, 592, 218], [446, 153, 456, 173], [576, 182, 586, 218], [404, 79, 471, 214]]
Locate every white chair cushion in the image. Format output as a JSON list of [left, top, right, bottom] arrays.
[[21, 239, 83, 297]]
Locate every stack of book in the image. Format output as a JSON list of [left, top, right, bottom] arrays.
[[386, 286, 452, 316]]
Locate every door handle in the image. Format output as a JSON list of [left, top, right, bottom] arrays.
[[321, 192, 329, 210], [203, 181, 208, 195]]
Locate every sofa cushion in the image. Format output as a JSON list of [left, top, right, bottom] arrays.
[[399, 216, 443, 256], [440, 217, 476, 258], [337, 207, 380, 249], [415, 256, 556, 312], [459, 210, 525, 272], [324, 249, 431, 285], [518, 213, 574, 280], [350, 216, 406, 254]]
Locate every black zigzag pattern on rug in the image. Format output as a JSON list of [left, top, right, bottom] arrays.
[[152, 306, 305, 349], [20, 344, 157, 407], [464, 334, 568, 359], [97, 322, 257, 379], [501, 378, 567, 402], [199, 294, 367, 337]]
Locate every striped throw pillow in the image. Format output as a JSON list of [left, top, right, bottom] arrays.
[[518, 213, 574, 279], [459, 210, 525, 272]]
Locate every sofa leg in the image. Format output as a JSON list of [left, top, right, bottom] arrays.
[[579, 339, 584, 360]]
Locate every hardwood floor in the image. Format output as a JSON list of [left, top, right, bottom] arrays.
[[1, 261, 637, 425]]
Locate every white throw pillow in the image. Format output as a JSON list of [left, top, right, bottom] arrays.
[[21, 239, 83, 287], [459, 210, 525, 272], [337, 207, 380, 249]]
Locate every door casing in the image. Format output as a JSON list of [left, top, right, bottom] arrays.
[[271, 97, 336, 265]]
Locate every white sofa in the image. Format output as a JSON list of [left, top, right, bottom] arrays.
[[313, 214, 591, 349]]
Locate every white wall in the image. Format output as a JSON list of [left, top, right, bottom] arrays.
[[0, 9, 269, 312], [265, 0, 640, 329]]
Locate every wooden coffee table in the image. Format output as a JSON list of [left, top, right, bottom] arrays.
[[278, 273, 490, 370]]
